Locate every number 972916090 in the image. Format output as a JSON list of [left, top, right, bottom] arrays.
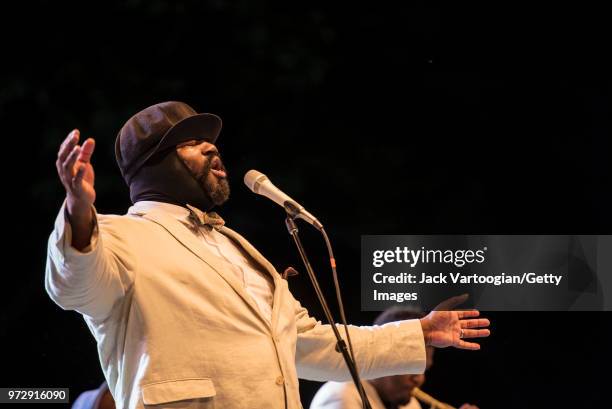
[[1, 388, 69, 403]]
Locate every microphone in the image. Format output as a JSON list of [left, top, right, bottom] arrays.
[[244, 170, 323, 230]]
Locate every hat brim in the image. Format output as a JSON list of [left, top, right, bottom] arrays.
[[157, 112, 222, 152], [132, 112, 223, 174]]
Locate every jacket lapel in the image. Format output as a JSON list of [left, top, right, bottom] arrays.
[[219, 226, 283, 332], [132, 208, 270, 329]]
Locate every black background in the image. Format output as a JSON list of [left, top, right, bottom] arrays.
[[1, 1, 611, 407]]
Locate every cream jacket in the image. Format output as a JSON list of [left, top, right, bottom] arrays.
[[45, 202, 426, 409]]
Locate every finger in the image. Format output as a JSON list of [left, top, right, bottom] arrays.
[[59, 129, 79, 152], [457, 310, 480, 319], [62, 145, 81, 180], [78, 138, 95, 163], [457, 340, 481, 350], [433, 293, 469, 311], [460, 328, 490, 338], [58, 129, 80, 163], [460, 318, 490, 328], [72, 163, 86, 191]]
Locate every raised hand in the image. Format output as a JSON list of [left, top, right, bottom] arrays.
[[55, 129, 97, 249], [419, 294, 491, 350], [56, 129, 96, 210]]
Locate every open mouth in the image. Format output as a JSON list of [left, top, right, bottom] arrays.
[[210, 156, 227, 179]]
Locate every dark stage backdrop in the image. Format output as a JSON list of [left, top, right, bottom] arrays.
[[1, 1, 611, 408]]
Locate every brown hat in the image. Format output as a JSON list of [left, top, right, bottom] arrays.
[[115, 101, 222, 184]]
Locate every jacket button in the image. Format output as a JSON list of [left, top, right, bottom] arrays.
[[275, 376, 284, 385]]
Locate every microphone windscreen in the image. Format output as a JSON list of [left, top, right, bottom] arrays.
[[244, 169, 267, 192]]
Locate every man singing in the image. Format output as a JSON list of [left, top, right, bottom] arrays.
[[45, 101, 490, 409]]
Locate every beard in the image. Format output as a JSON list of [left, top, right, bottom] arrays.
[[199, 154, 231, 206], [204, 175, 230, 206]]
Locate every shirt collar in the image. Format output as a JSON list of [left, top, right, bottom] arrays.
[[128, 201, 225, 231], [128, 201, 191, 223]]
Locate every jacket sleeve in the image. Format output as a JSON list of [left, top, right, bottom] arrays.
[[294, 300, 426, 382], [45, 201, 136, 321]]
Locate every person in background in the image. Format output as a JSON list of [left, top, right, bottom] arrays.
[[72, 382, 115, 409]]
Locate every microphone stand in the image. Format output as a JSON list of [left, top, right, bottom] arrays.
[[284, 215, 372, 409]]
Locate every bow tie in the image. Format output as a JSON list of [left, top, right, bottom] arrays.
[[186, 204, 225, 230]]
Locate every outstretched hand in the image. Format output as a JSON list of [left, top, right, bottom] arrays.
[[55, 129, 97, 250], [56, 129, 96, 212], [419, 294, 490, 350]]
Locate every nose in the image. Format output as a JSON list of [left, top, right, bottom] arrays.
[[197, 141, 218, 156], [412, 374, 425, 388]]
